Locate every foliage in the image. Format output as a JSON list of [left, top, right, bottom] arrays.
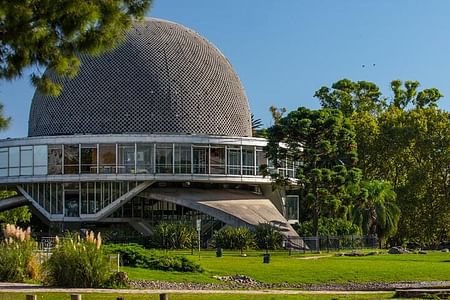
[[150, 223, 198, 250], [265, 107, 360, 236], [0, 190, 32, 225], [213, 227, 255, 253], [0, 0, 152, 96], [352, 180, 400, 244], [104, 243, 203, 273], [0, 224, 40, 282], [0, 103, 10, 131], [314, 79, 385, 116], [45, 231, 110, 287], [293, 217, 360, 237], [254, 223, 283, 250]]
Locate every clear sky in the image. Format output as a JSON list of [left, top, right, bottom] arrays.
[[2, 0, 450, 138]]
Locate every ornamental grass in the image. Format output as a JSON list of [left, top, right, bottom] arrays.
[[0, 224, 41, 282], [45, 231, 110, 287]]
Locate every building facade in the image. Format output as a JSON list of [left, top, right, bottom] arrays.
[[0, 18, 299, 238]]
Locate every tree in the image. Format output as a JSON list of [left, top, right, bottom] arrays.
[[0, 0, 152, 96], [314, 79, 386, 117], [352, 180, 400, 246], [265, 107, 360, 236], [316, 78, 450, 247]]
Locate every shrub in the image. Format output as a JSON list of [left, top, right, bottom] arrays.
[[213, 226, 255, 253], [0, 224, 40, 282], [294, 217, 361, 236], [151, 223, 197, 249], [255, 223, 283, 250], [104, 243, 202, 272], [45, 231, 110, 287]]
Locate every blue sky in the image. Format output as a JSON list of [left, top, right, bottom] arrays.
[[2, 0, 450, 138]]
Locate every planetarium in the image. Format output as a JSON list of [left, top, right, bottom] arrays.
[[0, 18, 299, 238]]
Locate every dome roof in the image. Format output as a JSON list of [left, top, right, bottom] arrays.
[[28, 18, 252, 137]]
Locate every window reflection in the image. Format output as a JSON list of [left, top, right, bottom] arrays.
[[156, 144, 173, 173], [64, 144, 79, 174], [8, 147, 19, 176], [118, 144, 135, 173], [33, 145, 48, 175], [210, 146, 225, 174], [99, 144, 116, 174], [81, 144, 97, 174], [48, 145, 62, 175], [193, 146, 208, 174], [227, 147, 241, 175], [136, 144, 153, 174], [174, 144, 191, 174], [20, 146, 33, 175], [0, 148, 7, 177], [242, 147, 254, 175]]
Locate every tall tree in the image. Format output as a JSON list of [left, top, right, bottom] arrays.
[[265, 107, 360, 236], [316, 78, 449, 246], [0, 0, 152, 95], [0, 0, 152, 128]]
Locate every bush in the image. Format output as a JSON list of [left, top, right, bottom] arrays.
[[45, 231, 110, 287], [255, 223, 283, 250], [0, 224, 40, 282], [104, 243, 202, 272], [213, 226, 255, 253], [150, 223, 197, 249], [294, 217, 361, 236]]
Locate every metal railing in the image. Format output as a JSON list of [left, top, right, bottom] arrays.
[[285, 234, 378, 252]]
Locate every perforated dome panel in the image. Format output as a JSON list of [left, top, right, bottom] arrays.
[[28, 18, 252, 137]]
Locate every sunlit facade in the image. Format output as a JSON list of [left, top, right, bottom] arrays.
[[0, 18, 299, 237]]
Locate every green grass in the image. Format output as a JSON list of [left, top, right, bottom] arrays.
[[0, 292, 395, 300], [123, 250, 450, 284]]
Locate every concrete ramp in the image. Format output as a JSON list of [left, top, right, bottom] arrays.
[[0, 195, 28, 212], [140, 188, 299, 238]]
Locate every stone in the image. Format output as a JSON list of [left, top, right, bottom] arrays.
[[388, 246, 409, 254], [441, 248, 449, 252]]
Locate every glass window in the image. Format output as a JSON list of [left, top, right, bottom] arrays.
[[33, 145, 48, 175], [64, 144, 79, 174], [98, 144, 116, 174], [81, 144, 97, 174], [227, 147, 241, 175], [242, 147, 254, 175], [174, 144, 191, 174], [136, 144, 153, 174], [8, 147, 19, 176], [0, 148, 8, 177], [64, 183, 79, 217], [256, 148, 267, 175], [48, 145, 62, 175], [20, 146, 33, 175], [193, 146, 208, 174], [118, 144, 135, 173], [210, 146, 225, 174], [156, 144, 173, 173]]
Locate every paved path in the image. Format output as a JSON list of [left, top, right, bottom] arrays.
[[0, 283, 389, 295]]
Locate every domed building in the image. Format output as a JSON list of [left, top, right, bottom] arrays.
[[0, 18, 299, 239]]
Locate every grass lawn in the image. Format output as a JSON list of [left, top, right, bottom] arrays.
[[0, 292, 395, 300], [123, 250, 450, 284]]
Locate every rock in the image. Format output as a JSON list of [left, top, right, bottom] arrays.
[[335, 252, 344, 257], [366, 251, 380, 256], [442, 248, 449, 252], [343, 251, 365, 257], [388, 246, 409, 254]]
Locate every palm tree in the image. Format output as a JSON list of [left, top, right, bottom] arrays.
[[352, 180, 400, 247]]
